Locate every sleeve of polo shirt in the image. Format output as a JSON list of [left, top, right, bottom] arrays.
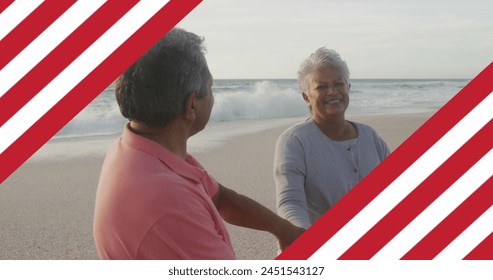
[[203, 172, 220, 198], [185, 155, 219, 198], [274, 131, 311, 229]]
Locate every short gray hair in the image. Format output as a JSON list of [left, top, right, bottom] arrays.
[[116, 27, 211, 127], [297, 47, 350, 92]]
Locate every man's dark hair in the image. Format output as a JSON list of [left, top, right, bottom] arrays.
[[116, 27, 210, 127]]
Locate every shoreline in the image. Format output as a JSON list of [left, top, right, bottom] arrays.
[[0, 112, 433, 259], [32, 111, 432, 162]]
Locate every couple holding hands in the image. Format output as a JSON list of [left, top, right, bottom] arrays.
[[93, 27, 389, 259]]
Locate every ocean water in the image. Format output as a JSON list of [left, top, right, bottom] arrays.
[[56, 79, 468, 139], [31, 79, 468, 160]]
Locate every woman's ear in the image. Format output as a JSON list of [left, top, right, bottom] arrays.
[[184, 92, 197, 121], [302, 91, 312, 112], [302, 92, 310, 104]]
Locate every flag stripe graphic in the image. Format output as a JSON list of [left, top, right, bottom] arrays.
[[0, 0, 139, 127], [0, 0, 77, 71], [277, 63, 493, 260], [1, 0, 167, 155], [0, 1, 106, 99], [338, 118, 493, 259], [0, 0, 202, 183], [0, 0, 15, 15], [0, 0, 43, 42], [465, 228, 493, 260], [403, 175, 493, 259], [435, 201, 493, 260], [372, 144, 493, 259]]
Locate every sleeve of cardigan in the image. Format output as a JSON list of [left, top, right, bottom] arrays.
[[274, 131, 311, 229], [372, 127, 391, 160]]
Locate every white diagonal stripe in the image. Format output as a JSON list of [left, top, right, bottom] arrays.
[[0, 0, 170, 154], [373, 147, 493, 259], [0, 0, 106, 97], [0, 0, 43, 41], [435, 204, 493, 260], [310, 91, 493, 260]]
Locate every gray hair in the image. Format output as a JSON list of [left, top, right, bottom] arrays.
[[116, 27, 211, 127], [297, 47, 350, 92]]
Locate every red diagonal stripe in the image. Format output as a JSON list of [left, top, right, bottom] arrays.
[[0, 0, 76, 71], [0, 0, 203, 184], [0, 0, 139, 127], [0, 0, 14, 14], [277, 62, 493, 260], [339, 119, 493, 259], [465, 228, 493, 260], [401, 174, 493, 259]]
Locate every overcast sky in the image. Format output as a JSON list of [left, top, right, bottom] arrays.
[[178, 0, 493, 79]]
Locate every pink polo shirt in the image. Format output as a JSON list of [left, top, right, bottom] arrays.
[[93, 123, 236, 259]]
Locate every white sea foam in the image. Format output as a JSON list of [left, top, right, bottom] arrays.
[[32, 79, 467, 161], [210, 80, 307, 122], [53, 79, 468, 139]]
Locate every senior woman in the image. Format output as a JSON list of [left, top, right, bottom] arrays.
[[274, 47, 390, 229]]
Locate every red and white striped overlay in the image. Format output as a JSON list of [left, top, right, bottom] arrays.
[[0, 1, 491, 261], [0, 0, 202, 183]]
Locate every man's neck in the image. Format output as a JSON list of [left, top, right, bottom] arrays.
[[128, 120, 189, 159]]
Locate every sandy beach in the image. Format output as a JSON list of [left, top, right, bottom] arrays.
[[0, 112, 431, 260]]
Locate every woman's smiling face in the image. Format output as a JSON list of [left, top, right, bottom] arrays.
[[302, 65, 350, 122]]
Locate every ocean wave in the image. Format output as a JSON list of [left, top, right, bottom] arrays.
[[210, 80, 307, 122], [55, 79, 466, 139]]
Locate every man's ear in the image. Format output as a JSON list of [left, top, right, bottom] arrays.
[[184, 92, 197, 121]]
